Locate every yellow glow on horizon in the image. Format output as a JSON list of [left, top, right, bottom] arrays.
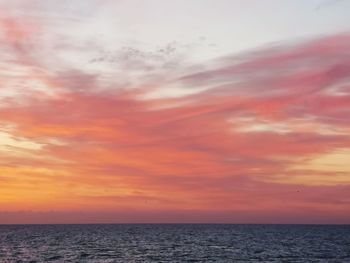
[[263, 173, 350, 186], [291, 148, 350, 173], [0, 131, 42, 151], [261, 148, 350, 186]]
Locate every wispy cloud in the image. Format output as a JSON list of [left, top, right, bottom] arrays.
[[0, 5, 350, 223]]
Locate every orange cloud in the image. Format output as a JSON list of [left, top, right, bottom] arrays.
[[0, 26, 350, 223]]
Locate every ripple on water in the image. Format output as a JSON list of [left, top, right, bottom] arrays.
[[0, 224, 349, 262]]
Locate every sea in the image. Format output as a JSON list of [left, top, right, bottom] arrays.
[[0, 224, 349, 262]]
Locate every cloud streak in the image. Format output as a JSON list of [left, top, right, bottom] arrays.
[[0, 8, 350, 223]]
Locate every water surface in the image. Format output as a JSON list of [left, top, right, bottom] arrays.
[[0, 224, 349, 262]]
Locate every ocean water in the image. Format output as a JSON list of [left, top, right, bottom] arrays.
[[0, 224, 349, 262]]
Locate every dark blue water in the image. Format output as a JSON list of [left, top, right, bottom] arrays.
[[0, 224, 349, 262]]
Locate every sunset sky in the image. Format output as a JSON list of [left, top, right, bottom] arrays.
[[0, 0, 350, 224]]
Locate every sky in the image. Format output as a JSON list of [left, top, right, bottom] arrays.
[[0, 0, 349, 224]]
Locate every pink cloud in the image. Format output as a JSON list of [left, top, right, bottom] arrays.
[[1, 27, 350, 223]]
